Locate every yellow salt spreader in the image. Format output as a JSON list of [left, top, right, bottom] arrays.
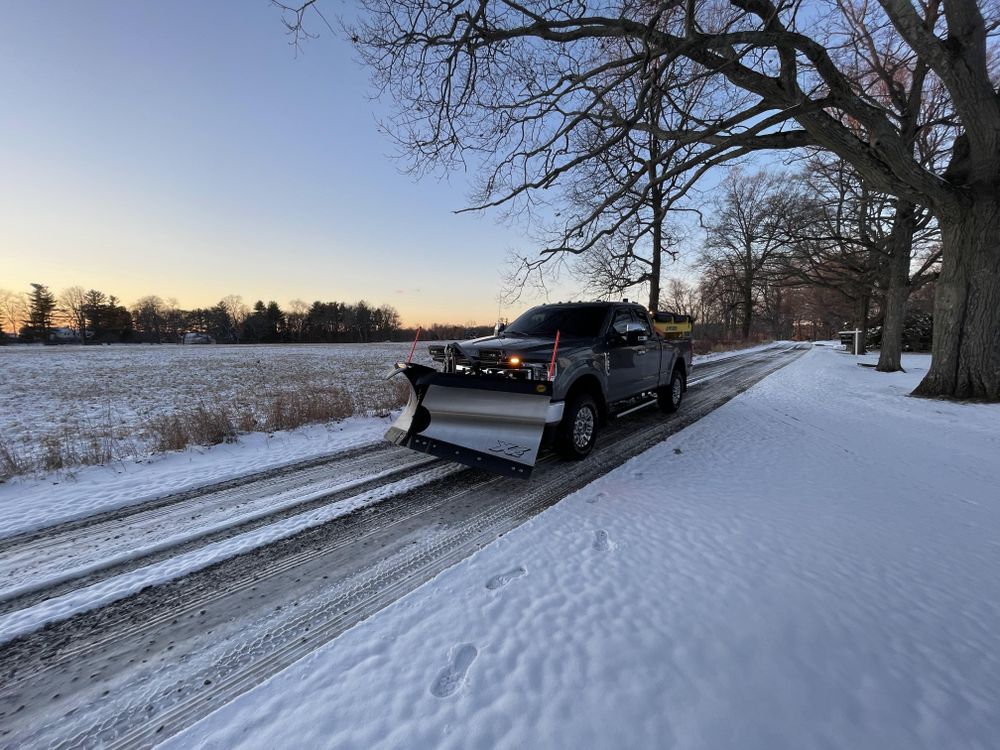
[[652, 311, 693, 340]]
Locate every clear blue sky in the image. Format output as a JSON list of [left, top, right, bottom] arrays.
[[0, 1, 560, 326]]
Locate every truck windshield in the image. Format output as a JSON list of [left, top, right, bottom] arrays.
[[504, 305, 610, 338]]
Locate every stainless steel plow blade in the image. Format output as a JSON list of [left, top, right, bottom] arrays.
[[385, 363, 555, 478]]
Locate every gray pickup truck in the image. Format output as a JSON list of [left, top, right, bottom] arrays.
[[387, 301, 693, 477]]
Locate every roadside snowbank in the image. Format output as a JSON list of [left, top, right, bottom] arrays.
[[165, 347, 1000, 750]]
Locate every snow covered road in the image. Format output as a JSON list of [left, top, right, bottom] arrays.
[[0, 343, 808, 748]]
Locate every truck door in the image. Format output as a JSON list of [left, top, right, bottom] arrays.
[[632, 310, 664, 392], [606, 307, 653, 401]]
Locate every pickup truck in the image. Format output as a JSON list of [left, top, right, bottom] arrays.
[[387, 301, 693, 476]]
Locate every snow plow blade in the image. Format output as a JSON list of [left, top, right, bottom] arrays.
[[385, 363, 554, 478]]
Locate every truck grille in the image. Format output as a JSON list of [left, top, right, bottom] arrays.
[[427, 344, 472, 366]]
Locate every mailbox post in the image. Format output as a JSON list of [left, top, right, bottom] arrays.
[[838, 329, 863, 355]]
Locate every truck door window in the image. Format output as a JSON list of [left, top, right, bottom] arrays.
[[611, 309, 632, 337], [633, 310, 653, 338]]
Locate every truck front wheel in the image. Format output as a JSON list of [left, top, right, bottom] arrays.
[[554, 392, 599, 460], [658, 368, 684, 413]]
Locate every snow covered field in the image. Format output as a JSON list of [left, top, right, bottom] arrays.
[[0, 342, 428, 476], [165, 345, 1000, 750], [0, 339, 762, 485]]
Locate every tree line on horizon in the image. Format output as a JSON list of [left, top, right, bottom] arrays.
[[0, 284, 491, 345]]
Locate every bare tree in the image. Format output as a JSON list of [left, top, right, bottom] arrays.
[[60, 286, 89, 343], [536, 49, 707, 308], [0, 289, 26, 338], [699, 170, 798, 340], [281, 0, 1000, 399], [778, 153, 941, 355], [286, 299, 310, 342], [131, 296, 167, 343], [821, 0, 953, 371], [220, 295, 249, 327], [661, 278, 700, 318]]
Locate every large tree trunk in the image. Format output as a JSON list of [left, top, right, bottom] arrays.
[[741, 267, 753, 341], [648, 179, 663, 312], [646, 117, 665, 313], [877, 202, 917, 373], [741, 289, 753, 340], [913, 197, 1000, 400]]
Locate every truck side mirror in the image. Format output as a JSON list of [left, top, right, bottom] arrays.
[[624, 322, 647, 346]]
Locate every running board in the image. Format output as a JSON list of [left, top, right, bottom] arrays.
[[614, 398, 658, 419]]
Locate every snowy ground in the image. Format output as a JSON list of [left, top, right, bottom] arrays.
[[0, 342, 428, 473], [164, 346, 1000, 750]]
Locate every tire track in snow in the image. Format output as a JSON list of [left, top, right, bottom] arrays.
[[0, 441, 389, 550], [0, 447, 439, 614]]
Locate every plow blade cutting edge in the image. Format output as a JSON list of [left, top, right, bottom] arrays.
[[384, 363, 555, 478]]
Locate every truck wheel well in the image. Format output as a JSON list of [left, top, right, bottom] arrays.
[[565, 375, 608, 423], [674, 358, 687, 386]]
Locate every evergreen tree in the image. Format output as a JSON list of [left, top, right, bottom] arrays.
[[83, 289, 107, 339], [265, 301, 285, 342], [26, 283, 56, 342]]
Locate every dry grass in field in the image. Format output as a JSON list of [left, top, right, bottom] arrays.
[[147, 404, 239, 452], [69, 382, 407, 474], [0, 343, 424, 479], [147, 383, 406, 457], [264, 388, 354, 432], [360, 376, 412, 417], [0, 437, 26, 481]]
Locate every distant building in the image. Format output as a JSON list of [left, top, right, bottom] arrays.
[[182, 332, 216, 345], [49, 327, 81, 344]]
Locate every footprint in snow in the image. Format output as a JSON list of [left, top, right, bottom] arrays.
[[586, 490, 606, 505], [593, 529, 611, 552], [431, 644, 478, 698], [485, 566, 526, 590]]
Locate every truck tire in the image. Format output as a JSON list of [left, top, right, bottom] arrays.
[[555, 392, 599, 460], [658, 368, 684, 413]]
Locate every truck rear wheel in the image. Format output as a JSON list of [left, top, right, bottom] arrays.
[[555, 392, 598, 460], [658, 368, 684, 413]]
